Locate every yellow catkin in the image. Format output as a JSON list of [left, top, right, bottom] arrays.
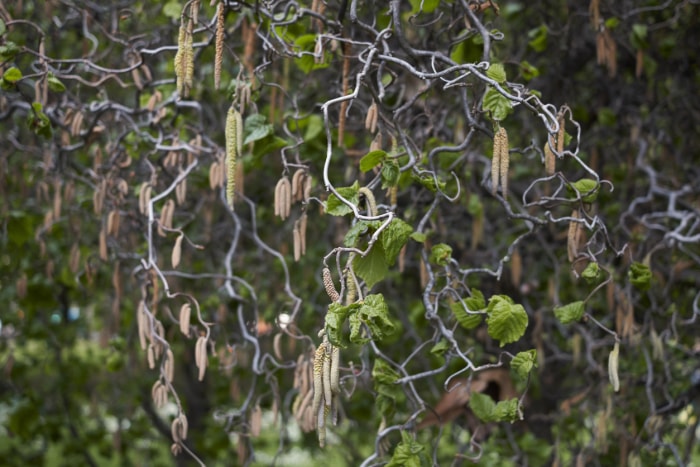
[[312, 343, 326, 417], [179, 303, 191, 336], [225, 105, 242, 209], [608, 342, 620, 392], [492, 126, 509, 196], [497, 127, 510, 198], [330, 346, 340, 394], [358, 187, 377, 216], [183, 20, 194, 96], [174, 21, 186, 95], [214, 2, 225, 90]]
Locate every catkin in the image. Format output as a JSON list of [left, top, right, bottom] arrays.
[[174, 21, 185, 94], [293, 222, 301, 262], [196, 336, 208, 381], [556, 111, 565, 154], [139, 183, 152, 215], [274, 177, 292, 220], [358, 187, 377, 216], [567, 209, 582, 262], [365, 101, 378, 133], [496, 127, 510, 198], [171, 234, 184, 268], [322, 344, 332, 406], [291, 169, 305, 202], [300, 212, 307, 255], [330, 346, 340, 394], [183, 20, 194, 96], [322, 268, 340, 302], [491, 131, 502, 196], [179, 303, 191, 336], [137, 300, 148, 350], [608, 341, 620, 392], [99, 227, 108, 261], [214, 2, 224, 89], [312, 343, 325, 418], [107, 209, 120, 236], [544, 137, 556, 175], [164, 348, 175, 383], [225, 105, 242, 209]]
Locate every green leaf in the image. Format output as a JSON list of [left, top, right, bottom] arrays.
[[293, 34, 330, 73], [553, 301, 585, 325], [410, 232, 427, 243], [482, 87, 513, 121], [47, 73, 66, 93], [0, 18, 6, 36], [243, 114, 273, 144], [470, 392, 497, 422], [520, 60, 540, 81], [325, 301, 360, 348], [360, 150, 387, 172], [381, 161, 400, 189], [629, 262, 651, 291], [353, 243, 388, 289], [380, 218, 413, 266], [605, 17, 620, 29], [409, 0, 440, 14], [325, 181, 360, 216], [451, 302, 483, 330], [163, 0, 181, 20], [511, 350, 537, 380], [528, 25, 548, 52], [582, 262, 601, 284], [430, 339, 450, 356], [303, 114, 324, 141], [631, 24, 649, 49], [2, 66, 22, 84], [493, 398, 521, 422], [465, 289, 486, 311], [487, 63, 507, 84], [387, 431, 429, 467], [486, 295, 528, 347], [349, 294, 396, 344], [343, 220, 379, 248], [568, 178, 599, 202], [373, 359, 402, 418], [429, 243, 452, 266], [27, 102, 52, 138], [467, 195, 483, 217], [0, 42, 20, 61], [252, 135, 288, 159]]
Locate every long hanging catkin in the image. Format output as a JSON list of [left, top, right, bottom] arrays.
[[225, 105, 243, 208]]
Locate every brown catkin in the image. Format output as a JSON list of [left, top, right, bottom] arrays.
[[214, 2, 225, 90], [293, 222, 301, 262], [171, 234, 184, 268], [322, 268, 340, 302], [556, 112, 566, 154], [567, 209, 582, 262], [544, 137, 556, 175], [225, 105, 242, 209]]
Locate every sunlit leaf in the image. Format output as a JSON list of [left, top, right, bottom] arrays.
[[486, 295, 528, 347], [553, 301, 585, 325]]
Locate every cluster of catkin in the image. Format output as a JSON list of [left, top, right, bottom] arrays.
[[275, 169, 312, 261], [174, 3, 197, 97], [311, 337, 341, 448], [491, 126, 510, 197]]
